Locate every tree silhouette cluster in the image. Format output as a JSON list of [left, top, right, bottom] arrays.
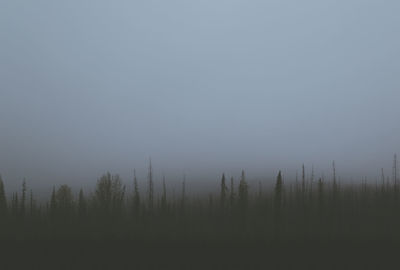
[[0, 157, 400, 246]]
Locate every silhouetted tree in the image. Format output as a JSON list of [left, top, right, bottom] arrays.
[[332, 161, 339, 203], [148, 159, 154, 210], [310, 165, 314, 193], [274, 171, 283, 213], [11, 192, 19, 215], [50, 186, 57, 216], [302, 164, 305, 194], [0, 175, 7, 215], [220, 173, 227, 208], [393, 154, 398, 191], [161, 175, 167, 211], [317, 177, 324, 216], [133, 169, 140, 214], [21, 179, 26, 216], [208, 194, 214, 214], [112, 176, 126, 214], [5, 158, 400, 253], [273, 171, 284, 237], [181, 175, 186, 211], [56, 184, 74, 215], [78, 188, 86, 218], [29, 189, 34, 216], [94, 172, 125, 215], [230, 177, 235, 207], [332, 161, 337, 190], [238, 170, 248, 210]]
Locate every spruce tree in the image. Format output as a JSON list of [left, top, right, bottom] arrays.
[[310, 165, 315, 193], [317, 178, 324, 216], [133, 169, 140, 214], [393, 154, 398, 191], [12, 193, 19, 216], [181, 175, 186, 211], [274, 171, 283, 213], [0, 175, 7, 215], [332, 161, 337, 191], [274, 171, 284, 236], [238, 170, 248, 210], [161, 175, 167, 212], [332, 161, 338, 204], [302, 164, 305, 194], [21, 179, 26, 216], [148, 159, 154, 210], [29, 189, 34, 216], [230, 177, 235, 207], [111, 174, 125, 215], [220, 173, 227, 208], [78, 188, 86, 218]]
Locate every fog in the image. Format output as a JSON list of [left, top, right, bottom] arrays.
[[1, 0, 399, 192]]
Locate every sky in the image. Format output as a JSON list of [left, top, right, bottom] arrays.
[[1, 0, 399, 191]]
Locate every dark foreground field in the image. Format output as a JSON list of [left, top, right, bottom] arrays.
[[1, 237, 400, 269], [1, 169, 400, 269]]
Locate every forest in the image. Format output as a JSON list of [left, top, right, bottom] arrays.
[[0, 157, 399, 269]]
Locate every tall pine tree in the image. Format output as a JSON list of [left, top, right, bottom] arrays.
[[78, 188, 86, 218], [230, 177, 235, 206], [220, 173, 227, 208], [133, 169, 140, 214], [20, 179, 26, 217], [274, 171, 283, 214], [0, 175, 7, 215], [148, 159, 154, 210], [238, 170, 248, 210]]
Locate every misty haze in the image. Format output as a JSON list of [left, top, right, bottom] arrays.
[[1, 0, 399, 269]]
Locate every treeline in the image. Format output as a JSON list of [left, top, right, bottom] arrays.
[[0, 157, 400, 244]]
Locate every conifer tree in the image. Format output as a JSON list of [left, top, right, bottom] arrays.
[[181, 175, 186, 211], [393, 154, 398, 190], [332, 161, 337, 189], [12, 192, 19, 216], [310, 165, 314, 193], [238, 170, 248, 210], [332, 161, 338, 202], [230, 177, 235, 206], [381, 168, 385, 193], [161, 175, 167, 211], [208, 194, 214, 214], [302, 164, 305, 194], [78, 188, 86, 218], [220, 173, 227, 208], [133, 169, 140, 214], [274, 171, 283, 213], [21, 179, 26, 216], [148, 159, 154, 210], [0, 175, 7, 215], [111, 175, 125, 215], [29, 189, 34, 216], [317, 177, 324, 215]]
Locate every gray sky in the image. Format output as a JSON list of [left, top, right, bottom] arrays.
[[1, 0, 399, 191]]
